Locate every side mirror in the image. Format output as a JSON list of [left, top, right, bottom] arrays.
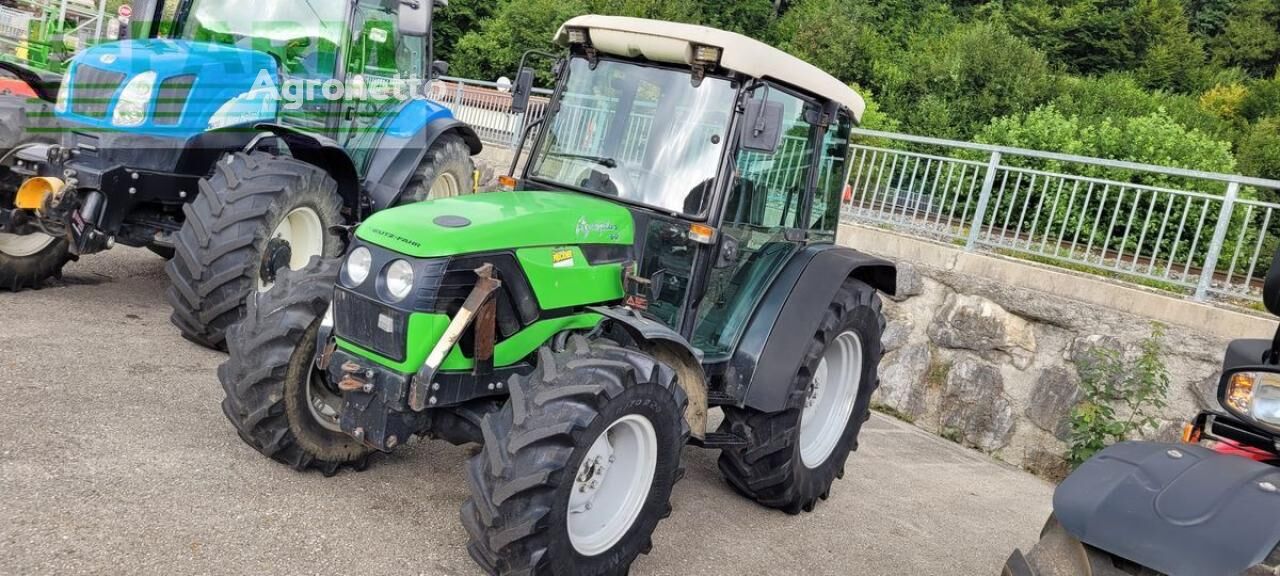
[[1265, 247, 1280, 317], [741, 98, 784, 154], [397, 0, 432, 38], [431, 60, 449, 78], [510, 67, 535, 114]]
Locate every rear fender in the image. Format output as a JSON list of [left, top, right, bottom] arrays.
[[730, 244, 896, 413], [0, 61, 59, 103], [253, 124, 360, 213], [362, 102, 482, 211], [1055, 441, 1280, 575]]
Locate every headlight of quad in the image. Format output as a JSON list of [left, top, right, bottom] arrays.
[[343, 247, 372, 287], [384, 259, 414, 302], [112, 72, 157, 127], [1224, 370, 1280, 430]]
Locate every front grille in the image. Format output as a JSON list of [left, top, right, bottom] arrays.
[[70, 64, 126, 119], [154, 75, 195, 126], [334, 289, 408, 362]]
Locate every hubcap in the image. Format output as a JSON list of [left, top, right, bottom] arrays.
[[305, 365, 344, 433], [567, 414, 658, 557], [258, 207, 324, 292], [0, 232, 55, 258], [799, 331, 863, 469], [428, 172, 461, 199]]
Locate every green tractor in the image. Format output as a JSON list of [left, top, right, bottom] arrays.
[[220, 15, 897, 575]]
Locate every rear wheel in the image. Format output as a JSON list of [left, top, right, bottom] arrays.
[[462, 336, 689, 575], [166, 152, 344, 350], [398, 133, 474, 205], [218, 257, 372, 476], [717, 278, 884, 514]]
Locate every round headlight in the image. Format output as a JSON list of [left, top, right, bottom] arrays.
[[385, 259, 415, 301], [1225, 370, 1280, 430], [343, 247, 372, 287]]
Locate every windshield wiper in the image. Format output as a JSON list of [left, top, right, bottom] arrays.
[[550, 152, 618, 169]]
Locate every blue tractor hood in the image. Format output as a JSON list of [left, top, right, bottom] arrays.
[[57, 39, 281, 138]]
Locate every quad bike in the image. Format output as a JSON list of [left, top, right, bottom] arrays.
[[0, 0, 480, 351], [1005, 250, 1280, 575], [219, 15, 898, 575]]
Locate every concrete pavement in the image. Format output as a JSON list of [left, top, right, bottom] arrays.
[[0, 248, 1055, 575]]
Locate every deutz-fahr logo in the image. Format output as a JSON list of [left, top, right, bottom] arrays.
[[576, 217, 619, 241], [369, 227, 422, 249]]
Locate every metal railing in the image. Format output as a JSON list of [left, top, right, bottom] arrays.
[[433, 76, 1280, 305], [844, 129, 1280, 303]]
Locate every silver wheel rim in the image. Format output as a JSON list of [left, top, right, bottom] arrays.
[[305, 366, 344, 433], [428, 172, 461, 199], [0, 232, 55, 257], [567, 414, 658, 557], [258, 207, 324, 292], [800, 331, 863, 469]]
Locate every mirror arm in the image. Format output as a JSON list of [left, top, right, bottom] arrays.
[[509, 118, 545, 177], [1268, 326, 1280, 365]]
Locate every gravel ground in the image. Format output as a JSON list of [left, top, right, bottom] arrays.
[[0, 247, 1054, 576]]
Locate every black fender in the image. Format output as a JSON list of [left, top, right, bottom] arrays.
[[363, 117, 483, 211], [589, 305, 703, 364], [253, 123, 361, 212], [729, 244, 896, 413], [1055, 441, 1280, 575], [0, 61, 60, 103]]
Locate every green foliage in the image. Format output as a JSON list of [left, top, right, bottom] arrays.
[[1068, 324, 1171, 467], [1239, 117, 1280, 182]]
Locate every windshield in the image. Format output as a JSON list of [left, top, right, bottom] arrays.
[[530, 58, 737, 216], [180, 0, 346, 80]]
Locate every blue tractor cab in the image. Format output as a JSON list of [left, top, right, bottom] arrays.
[[0, 0, 481, 350]]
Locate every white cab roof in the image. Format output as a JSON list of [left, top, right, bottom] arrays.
[[555, 15, 865, 122]]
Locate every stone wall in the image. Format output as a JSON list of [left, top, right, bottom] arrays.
[[844, 225, 1277, 479]]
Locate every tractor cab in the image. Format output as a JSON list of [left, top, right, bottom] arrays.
[[219, 15, 897, 576]]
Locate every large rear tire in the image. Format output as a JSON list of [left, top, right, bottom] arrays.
[[166, 152, 344, 350], [398, 133, 474, 205], [717, 278, 884, 514], [462, 336, 689, 576], [218, 257, 372, 476]]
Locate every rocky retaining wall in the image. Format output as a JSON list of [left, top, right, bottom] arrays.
[[844, 225, 1277, 479]]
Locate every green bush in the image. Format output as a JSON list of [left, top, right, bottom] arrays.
[[1068, 324, 1170, 467]]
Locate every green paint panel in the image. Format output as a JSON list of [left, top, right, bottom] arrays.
[[355, 191, 634, 258], [336, 313, 604, 375], [515, 246, 625, 310]]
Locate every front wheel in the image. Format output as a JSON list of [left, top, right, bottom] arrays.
[[1013, 516, 1157, 576], [397, 133, 475, 205], [218, 257, 372, 476], [717, 278, 884, 514], [166, 152, 344, 350], [462, 336, 689, 575], [0, 232, 71, 291]]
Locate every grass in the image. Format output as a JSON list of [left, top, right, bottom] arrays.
[[926, 355, 951, 390], [872, 403, 916, 424]]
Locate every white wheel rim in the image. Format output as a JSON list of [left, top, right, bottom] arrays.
[[428, 172, 461, 199], [305, 365, 344, 433], [258, 207, 324, 292], [567, 414, 658, 557], [0, 232, 55, 257], [800, 331, 863, 469]]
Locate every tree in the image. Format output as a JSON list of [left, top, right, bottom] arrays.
[[1208, 0, 1280, 78], [1239, 117, 1280, 181]]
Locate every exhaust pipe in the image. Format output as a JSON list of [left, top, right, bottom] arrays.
[[14, 177, 65, 211]]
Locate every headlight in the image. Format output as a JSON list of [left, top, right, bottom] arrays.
[[343, 247, 372, 287], [54, 74, 70, 113], [1224, 371, 1280, 429], [112, 71, 157, 127], [384, 259, 414, 301]]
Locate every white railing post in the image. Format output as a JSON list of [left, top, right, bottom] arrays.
[[965, 151, 1002, 251], [1194, 181, 1240, 301]]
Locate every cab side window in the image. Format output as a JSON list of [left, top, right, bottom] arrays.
[[728, 88, 813, 229], [809, 111, 853, 241]]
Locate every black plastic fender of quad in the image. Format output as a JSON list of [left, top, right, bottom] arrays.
[[254, 123, 361, 213], [362, 116, 482, 211], [729, 244, 896, 413], [1055, 441, 1280, 575], [0, 61, 60, 103]]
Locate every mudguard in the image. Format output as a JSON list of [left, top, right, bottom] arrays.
[[1055, 441, 1280, 575], [589, 305, 702, 363], [362, 99, 483, 210], [730, 244, 896, 412], [0, 61, 59, 102], [254, 123, 361, 211]]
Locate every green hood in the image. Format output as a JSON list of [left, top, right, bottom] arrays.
[[355, 191, 634, 258]]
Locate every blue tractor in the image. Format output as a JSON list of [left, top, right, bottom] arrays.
[[0, 0, 482, 350]]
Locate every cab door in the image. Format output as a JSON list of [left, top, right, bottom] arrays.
[[692, 85, 830, 361]]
